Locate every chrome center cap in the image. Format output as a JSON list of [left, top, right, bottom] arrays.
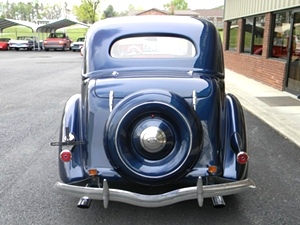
[[140, 126, 166, 153]]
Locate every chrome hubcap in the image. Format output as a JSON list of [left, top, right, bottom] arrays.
[[140, 126, 166, 153]]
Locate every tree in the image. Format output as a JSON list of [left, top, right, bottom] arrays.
[[0, 2, 5, 18], [73, 0, 100, 24], [40, 3, 63, 20], [16, 2, 29, 21], [115, 4, 133, 17], [34, 3, 42, 19], [102, 5, 117, 19], [0, 1, 66, 21], [164, 0, 188, 12], [128, 4, 134, 11]]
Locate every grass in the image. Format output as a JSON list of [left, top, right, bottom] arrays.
[[218, 29, 223, 42], [229, 28, 238, 49]]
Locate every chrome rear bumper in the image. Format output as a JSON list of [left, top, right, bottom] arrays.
[[54, 177, 255, 208]]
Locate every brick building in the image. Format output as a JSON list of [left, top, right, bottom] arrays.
[[128, 8, 199, 17], [223, 0, 300, 95], [195, 9, 224, 29]]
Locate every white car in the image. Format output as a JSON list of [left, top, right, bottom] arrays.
[[9, 36, 41, 51], [70, 37, 85, 52]]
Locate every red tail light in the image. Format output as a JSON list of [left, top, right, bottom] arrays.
[[60, 149, 72, 162], [237, 152, 249, 164]]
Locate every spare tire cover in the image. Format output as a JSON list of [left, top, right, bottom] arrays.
[[104, 89, 203, 185]]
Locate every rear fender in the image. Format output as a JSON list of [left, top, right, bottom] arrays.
[[223, 94, 248, 180], [58, 94, 85, 183]]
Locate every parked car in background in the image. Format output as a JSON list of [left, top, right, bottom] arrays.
[[51, 16, 256, 209], [43, 32, 71, 51], [70, 37, 85, 52], [0, 38, 10, 50], [9, 36, 42, 51]]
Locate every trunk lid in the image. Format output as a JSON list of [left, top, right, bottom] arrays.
[[94, 77, 211, 99]]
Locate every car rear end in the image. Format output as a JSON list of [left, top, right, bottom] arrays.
[[52, 16, 255, 208], [43, 38, 64, 51], [71, 38, 85, 52], [9, 39, 33, 50], [0, 38, 10, 50]]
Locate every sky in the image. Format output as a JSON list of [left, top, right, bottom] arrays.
[[99, 0, 225, 11], [9, 0, 224, 11]]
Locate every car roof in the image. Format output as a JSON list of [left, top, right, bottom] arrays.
[[88, 16, 205, 38], [84, 16, 223, 75]]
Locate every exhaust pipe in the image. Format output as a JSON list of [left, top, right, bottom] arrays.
[[211, 196, 226, 208], [77, 196, 92, 209]]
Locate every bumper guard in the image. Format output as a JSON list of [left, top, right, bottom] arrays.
[[54, 177, 255, 208]]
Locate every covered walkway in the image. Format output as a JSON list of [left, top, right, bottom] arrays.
[[0, 18, 38, 33]]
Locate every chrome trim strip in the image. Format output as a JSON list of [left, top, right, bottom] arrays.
[[192, 90, 197, 110], [109, 90, 114, 112], [53, 178, 255, 208]]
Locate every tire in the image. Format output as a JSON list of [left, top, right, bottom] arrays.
[[104, 89, 203, 186]]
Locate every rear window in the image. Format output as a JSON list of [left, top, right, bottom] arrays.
[[110, 36, 196, 58]]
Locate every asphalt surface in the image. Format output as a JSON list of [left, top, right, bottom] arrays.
[[0, 51, 300, 225], [225, 68, 300, 148]]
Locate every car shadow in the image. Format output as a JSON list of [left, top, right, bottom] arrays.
[[56, 194, 254, 225]]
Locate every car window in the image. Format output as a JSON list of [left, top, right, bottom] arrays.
[[110, 36, 196, 58], [57, 33, 65, 38], [49, 33, 65, 38], [0, 38, 10, 42]]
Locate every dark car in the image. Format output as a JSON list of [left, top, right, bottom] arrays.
[[51, 16, 255, 209]]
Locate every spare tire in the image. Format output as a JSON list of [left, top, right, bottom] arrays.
[[104, 89, 203, 186]]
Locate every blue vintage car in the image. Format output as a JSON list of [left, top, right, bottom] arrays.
[[51, 16, 255, 209]]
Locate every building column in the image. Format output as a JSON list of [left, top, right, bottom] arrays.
[[237, 18, 244, 53], [223, 21, 229, 51], [262, 13, 272, 59]]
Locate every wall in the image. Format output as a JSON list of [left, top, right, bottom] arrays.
[[223, 13, 286, 90], [224, 0, 300, 20]]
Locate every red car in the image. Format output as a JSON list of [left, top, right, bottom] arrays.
[[43, 33, 71, 51], [0, 38, 10, 50]]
